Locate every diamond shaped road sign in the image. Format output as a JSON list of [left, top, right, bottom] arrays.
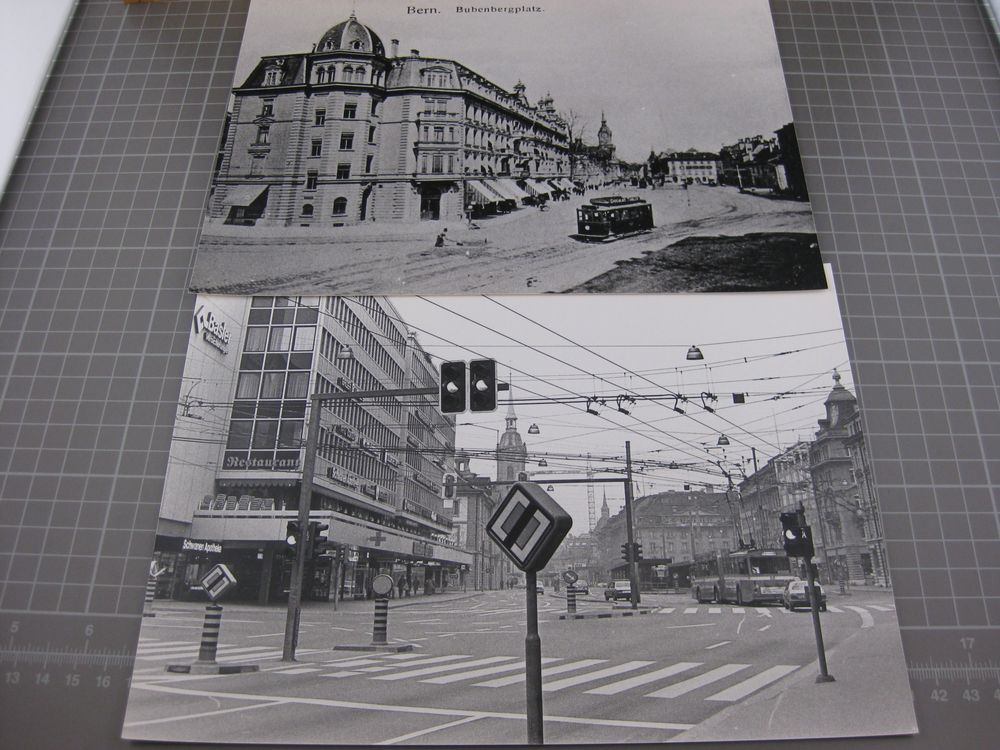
[[487, 483, 572, 573], [199, 563, 237, 602]]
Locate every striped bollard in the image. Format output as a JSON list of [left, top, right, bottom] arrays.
[[566, 585, 577, 614], [371, 598, 389, 645], [142, 575, 157, 617], [196, 604, 224, 664]]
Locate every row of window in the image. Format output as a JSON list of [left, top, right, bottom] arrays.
[[337, 296, 408, 353], [318, 326, 405, 412]]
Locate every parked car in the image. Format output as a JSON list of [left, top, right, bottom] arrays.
[[604, 580, 632, 601], [573, 580, 590, 595], [783, 579, 826, 611], [535, 582, 545, 595]]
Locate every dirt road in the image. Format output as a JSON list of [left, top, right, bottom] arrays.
[[191, 185, 821, 295]]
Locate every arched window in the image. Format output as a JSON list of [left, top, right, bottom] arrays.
[[316, 68, 326, 84], [301, 204, 314, 217], [343, 65, 354, 80], [327, 66, 335, 82], [354, 66, 366, 82], [332, 198, 348, 215]]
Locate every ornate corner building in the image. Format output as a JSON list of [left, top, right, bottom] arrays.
[[209, 12, 574, 227]]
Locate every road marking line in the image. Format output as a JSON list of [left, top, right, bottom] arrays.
[[376, 715, 483, 746], [475, 659, 607, 688], [272, 667, 320, 675], [776, 607, 792, 614], [708, 608, 722, 614], [645, 664, 750, 699], [732, 607, 745, 614], [755, 608, 772, 618], [330, 626, 354, 632], [706, 665, 799, 701], [422, 657, 561, 685], [543, 661, 655, 692], [382, 653, 426, 660], [585, 662, 702, 696], [655, 607, 675, 614], [130, 682, 695, 731], [705, 641, 731, 650], [758, 625, 771, 632], [246, 632, 287, 639], [216, 649, 291, 663], [354, 666, 396, 673], [134, 640, 190, 649], [683, 607, 698, 614], [868, 605, 894, 611], [122, 698, 289, 728], [826, 606, 843, 613], [845, 606, 875, 628], [371, 654, 472, 669], [320, 671, 361, 678], [373, 656, 517, 681], [135, 646, 276, 661], [402, 619, 443, 624]]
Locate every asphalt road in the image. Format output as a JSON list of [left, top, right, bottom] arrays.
[[122, 590, 906, 745]]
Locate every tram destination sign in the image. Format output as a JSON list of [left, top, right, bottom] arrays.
[[486, 483, 572, 573]]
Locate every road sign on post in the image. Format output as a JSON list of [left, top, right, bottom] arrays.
[[199, 563, 237, 602], [486, 483, 571, 747]]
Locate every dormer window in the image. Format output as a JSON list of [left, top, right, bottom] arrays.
[[263, 63, 284, 87]]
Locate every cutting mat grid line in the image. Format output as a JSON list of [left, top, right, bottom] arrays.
[[0, 0, 998, 747]]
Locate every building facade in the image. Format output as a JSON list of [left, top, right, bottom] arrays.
[[649, 150, 722, 185], [152, 294, 471, 604], [738, 442, 817, 555], [845, 406, 890, 585], [208, 12, 572, 227]]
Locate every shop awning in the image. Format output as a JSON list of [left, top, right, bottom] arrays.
[[465, 180, 498, 205], [558, 178, 577, 191], [522, 181, 550, 199], [220, 184, 269, 206], [484, 179, 519, 202], [497, 178, 531, 200]]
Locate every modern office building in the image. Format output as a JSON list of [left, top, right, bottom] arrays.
[[151, 294, 471, 604], [208, 12, 573, 227]]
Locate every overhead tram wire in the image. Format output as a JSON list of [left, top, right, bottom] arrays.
[[404, 296, 724, 465], [480, 295, 780, 455], [337, 296, 716, 466]]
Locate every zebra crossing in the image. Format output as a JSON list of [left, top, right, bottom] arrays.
[[261, 649, 803, 703], [654, 603, 894, 618], [134, 637, 321, 665]]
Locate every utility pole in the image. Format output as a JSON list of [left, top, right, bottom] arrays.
[[282, 386, 437, 662], [623, 441, 641, 609]]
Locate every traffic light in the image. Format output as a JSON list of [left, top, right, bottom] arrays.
[[779, 511, 814, 558], [285, 520, 301, 560], [634, 543, 643, 561], [439, 361, 466, 414], [442, 472, 457, 500], [309, 521, 329, 559], [469, 359, 498, 412], [621, 543, 630, 561]]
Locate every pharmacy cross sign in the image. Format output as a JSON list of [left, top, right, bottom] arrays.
[[487, 483, 572, 573], [368, 530, 387, 547]]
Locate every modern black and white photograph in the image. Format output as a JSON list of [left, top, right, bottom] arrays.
[[189, 0, 827, 295], [121, 278, 917, 745]]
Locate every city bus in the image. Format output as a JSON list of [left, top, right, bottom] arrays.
[[690, 548, 796, 605], [575, 196, 654, 241]]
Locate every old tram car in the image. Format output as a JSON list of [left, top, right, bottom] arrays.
[[575, 196, 654, 240]]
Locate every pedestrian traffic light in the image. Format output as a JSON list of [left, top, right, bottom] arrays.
[[634, 543, 643, 561], [469, 359, 497, 412], [442, 472, 457, 500], [285, 521, 301, 559], [779, 511, 814, 558], [439, 361, 466, 414], [621, 543, 630, 561]]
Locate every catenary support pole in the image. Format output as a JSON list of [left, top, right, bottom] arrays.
[[623, 441, 641, 609], [525, 570, 544, 745]]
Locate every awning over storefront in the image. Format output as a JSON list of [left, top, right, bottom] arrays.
[[220, 184, 269, 206], [465, 180, 498, 205], [497, 178, 531, 201], [558, 178, 577, 191], [522, 180, 550, 199], [484, 179, 520, 202]]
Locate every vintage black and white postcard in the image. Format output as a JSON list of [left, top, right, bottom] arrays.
[[121, 274, 916, 744], [189, 0, 827, 295]]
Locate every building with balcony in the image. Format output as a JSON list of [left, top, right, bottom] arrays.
[[208, 12, 571, 228], [151, 294, 471, 604], [738, 441, 817, 557]]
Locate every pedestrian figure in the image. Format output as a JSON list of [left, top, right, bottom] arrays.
[[397, 577, 405, 598]]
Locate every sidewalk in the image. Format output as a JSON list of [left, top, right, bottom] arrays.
[[670, 616, 916, 742], [150, 590, 484, 617]]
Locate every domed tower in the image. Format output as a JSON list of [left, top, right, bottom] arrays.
[[497, 390, 527, 483], [598, 112, 614, 151], [317, 11, 385, 56], [820, 368, 857, 429]]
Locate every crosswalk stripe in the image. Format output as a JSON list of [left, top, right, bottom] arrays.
[[755, 608, 772, 618], [134, 641, 192, 650], [273, 667, 320, 675], [656, 607, 675, 614], [776, 607, 791, 614], [708, 608, 722, 614], [706, 665, 799, 701], [135, 645, 277, 661], [683, 607, 698, 614], [216, 649, 291, 663], [354, 666, 396, 673], [826, 605, 843, 613], [732, 607, 745, 614], [868, 605, 894, 612], [584, 662, 702, 696], [422, 657, 561, 685], [475, 659, 606, 688], [373, 656, 517, 681], [543, 661, 655, 692], [368, 654, 471, 669], [845, 606, 875, 628], [323, 658, 381, 668], [644, 664, 750, 699], [382, 653, 427, 660]]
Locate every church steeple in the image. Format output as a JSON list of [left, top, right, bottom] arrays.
[[600, 488, 610, 520], [497, 383, 527, 483]]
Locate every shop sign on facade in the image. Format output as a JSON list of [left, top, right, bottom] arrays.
[[335, 424, 358, 442], [223, 454, 299, 471], [327, 465, 361, 489], [182, 538, 224, 555], [413, 540, 434, 558], [192, 304, 233, 354]]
